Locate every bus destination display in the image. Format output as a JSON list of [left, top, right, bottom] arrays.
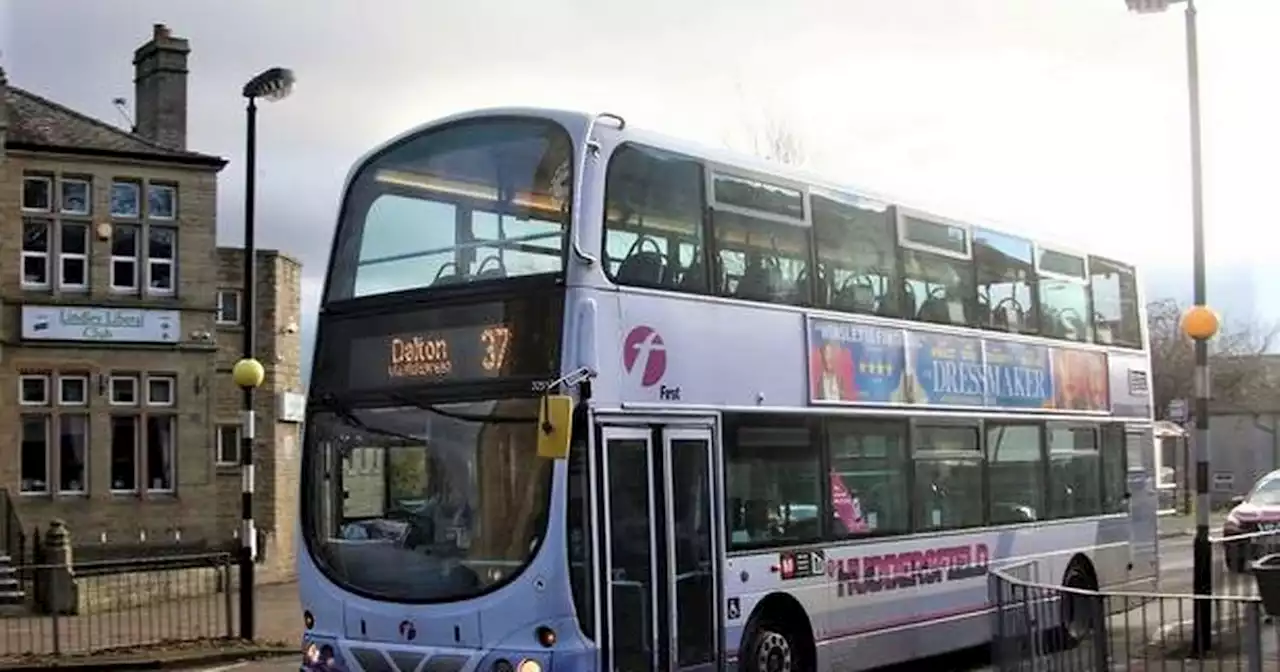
[[348, 323, 514, 388]]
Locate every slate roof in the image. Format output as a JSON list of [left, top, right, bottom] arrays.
[[3, 83, 226, 168]]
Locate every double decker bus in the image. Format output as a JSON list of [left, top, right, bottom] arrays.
[[299, 108, 1159, 672]]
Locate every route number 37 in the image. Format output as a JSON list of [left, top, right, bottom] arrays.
[[480, 326, 512, 372]]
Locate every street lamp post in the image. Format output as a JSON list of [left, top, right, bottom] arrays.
[[1125, 0, 1214, 654], [235, 66, 295, 641]]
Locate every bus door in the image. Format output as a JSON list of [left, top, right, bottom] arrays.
[[598, 423, 719, 672]]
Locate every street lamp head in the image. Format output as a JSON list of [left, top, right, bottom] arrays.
[[242, 67, 295, 102], [1125, 0, 1174, 13]]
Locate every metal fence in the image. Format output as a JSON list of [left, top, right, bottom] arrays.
[[991, 529, 1280, 671], [0, 552, 237, 661]]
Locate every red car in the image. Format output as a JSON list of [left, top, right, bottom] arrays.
[[1223, 470, 1280, 572]]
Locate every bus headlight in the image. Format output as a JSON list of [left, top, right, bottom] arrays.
[[518, 659, 542, 672]]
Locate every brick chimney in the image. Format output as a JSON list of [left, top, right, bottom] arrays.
[[133, 24, 189, 149]]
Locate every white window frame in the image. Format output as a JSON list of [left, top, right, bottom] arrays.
[[59, 178, 91, 216], [19, 374, 49, 406], [145, 415, 176, 493], [110, 225, 139, 292], [146, 375, 176, 407], [110, 180, 141, 219], [109, 415, 140, 494], [895, 204, 974, 261], [58, 221, 89, 291], [19, 414, 50, 495], [57, 375, 88, 406], [21, 176, 52, 212], [56, 414, 89, 495], [147, 184, 178, 221], [21, 219, 50, 289], [216, 290, 242, 325], [147, 226, 176, 296], [216, 424, 241, 466], [109, 375, 139, 406]]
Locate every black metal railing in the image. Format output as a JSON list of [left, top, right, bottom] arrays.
[[0, 552, 237, 662], [990, 530, 1280, 670]]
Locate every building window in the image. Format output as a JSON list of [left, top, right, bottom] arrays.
[[21, 176, 52, 212], [20, 415, 49, 494], [110, 415, 139, 493], [111, 225, 139, 291], [216, 290, 242, 325], [146, 375, 175, 406], [59, 222, 89, 290], [57, 415, 88, 494], [19, 374, 49, 406], [21, 219, 50, 288], [110, 181, 141, 218], [148, 184, 177, 220], [109, 375, 139, 406], [216, 425, 241, 465], [60, 178, 91, 216], [147, 227, 176, 294], [146, 415, 175, 492], [58, 375, 88, 406]]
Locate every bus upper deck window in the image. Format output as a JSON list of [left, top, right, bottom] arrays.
[[329, 118, 574, 302]]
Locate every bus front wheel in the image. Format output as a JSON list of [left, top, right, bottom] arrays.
[[742, 623, 796, 672]]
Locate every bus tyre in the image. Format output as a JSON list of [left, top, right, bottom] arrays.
[[1224, 542, 1247, 574], [1058, 561, 1099, 648], [741, 622, 799, 672]]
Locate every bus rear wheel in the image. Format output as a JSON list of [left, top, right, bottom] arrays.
[[1059, 561, 1100, 646], [742, 623, 797, 672]]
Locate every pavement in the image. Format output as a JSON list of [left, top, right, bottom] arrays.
[[1157, 511, 1228, 540], [0, 581, 303, 670]]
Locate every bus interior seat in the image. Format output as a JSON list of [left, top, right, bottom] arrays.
[[974, 295, 992, 327], [679, 256, 705, 291], [897, 281, 918, 320], [917, 294, 952, 324], [834, 276, 877, 313], [616, 249, 667, 286], [474, 255, 508, 281], [737, 260, 782, 302], [432, 262, 466, 287], [616, 236, 668, 287]]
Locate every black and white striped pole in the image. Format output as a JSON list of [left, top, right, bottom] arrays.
[[1183, 304, 1219, 654], [232, 356, 264, 640], [235, 66, 295, 642]]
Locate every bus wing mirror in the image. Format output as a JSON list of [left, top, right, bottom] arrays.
[[537, 395, 573, 460]]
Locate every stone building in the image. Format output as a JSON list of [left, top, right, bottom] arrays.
[[0, 24, 303, 579]]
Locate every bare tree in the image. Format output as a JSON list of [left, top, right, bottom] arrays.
[[1147, 298, 1280, 417], [747, 115, 807, 166], [723, 80, 808, 167]]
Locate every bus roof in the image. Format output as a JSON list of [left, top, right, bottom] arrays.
[[353, 107, 1138, 270]]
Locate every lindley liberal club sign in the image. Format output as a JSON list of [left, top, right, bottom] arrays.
[[21, 305, 180, 344], [806, 316, 1109, 413]]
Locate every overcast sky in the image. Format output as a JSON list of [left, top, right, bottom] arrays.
[[4, 0, 1280, 370]]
